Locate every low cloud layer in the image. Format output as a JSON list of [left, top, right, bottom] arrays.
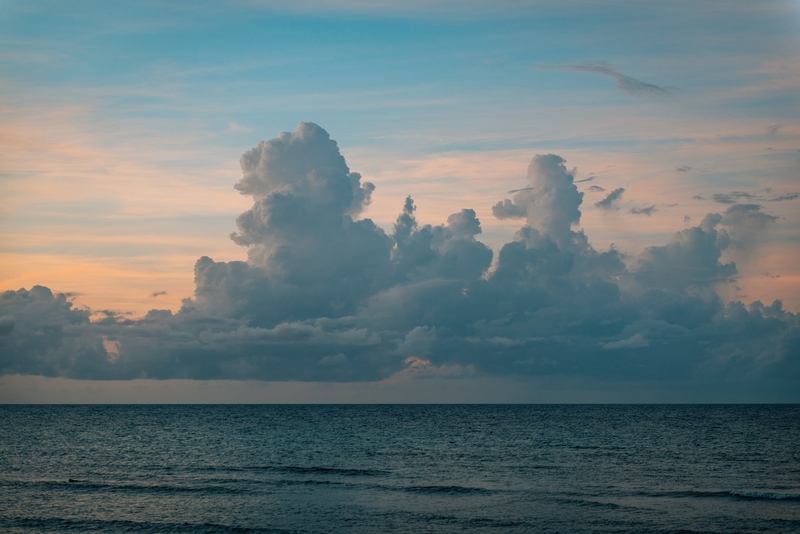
[[1, 123, 797, 391]]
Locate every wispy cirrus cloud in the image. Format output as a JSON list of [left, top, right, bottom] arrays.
[[538, 62, 678, 99]]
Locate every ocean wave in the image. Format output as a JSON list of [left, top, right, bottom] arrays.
[[0, 516, 294, 533], [661, 490, 731, 499], [632, 489, 800, 502], [403, 484, 492, 495], [466, 517, 530, 528], [2, 479, 250, 496], [190, 465, 389, 477], [273, 466, 389, 477], [730, 491, 800, 501]]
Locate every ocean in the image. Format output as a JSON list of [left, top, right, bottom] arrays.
[[1, 405, 798, 533]]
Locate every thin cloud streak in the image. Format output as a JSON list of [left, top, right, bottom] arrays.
[[596, 188, 625, 209], [630, 205, 656, 216], [539, 62, 678, 99]]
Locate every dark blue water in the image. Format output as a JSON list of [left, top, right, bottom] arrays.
[[1, 405, 798, 533]]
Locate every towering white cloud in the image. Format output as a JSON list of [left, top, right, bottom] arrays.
[[491, 154, 584, 248], [198, 123, 392, 324]]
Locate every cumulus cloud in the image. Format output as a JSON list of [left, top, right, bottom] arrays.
[[492, 199, 527, 219], [632, 213, 737, 294], [0, 286, 107, 378], [491, 154, 584, 247], [720, 204, 777, 252], [2, 123, 797, 391], [596, 188, 624, 210]]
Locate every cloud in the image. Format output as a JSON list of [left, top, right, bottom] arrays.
[[630, 205, 656, 216], [675, 166, 705, 173], [150, 291, 167, 297], [540, 62, 677, 99], [632, 213, 737, 293], [769, 193, 798, 202], [491, 154, 584, 247], [604, 333, 648, 350], [588, 185, 606, 192], [381, 355, 472, 383], [0, 286, 107, 378], [491, 199, 528, 220], [701, 191, 797, 204], [319, 353, 348, 366], [720, 204, 777, 252], [596, 188, 625, 210], [228, 121, 254, 133], [2, 124, 798, 392], [712, 191, 755, 204]]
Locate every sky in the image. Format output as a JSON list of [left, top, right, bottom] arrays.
[[1, 0, 799, 403]]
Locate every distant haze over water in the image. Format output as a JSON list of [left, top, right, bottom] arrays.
[[2, 405, 799, 533]]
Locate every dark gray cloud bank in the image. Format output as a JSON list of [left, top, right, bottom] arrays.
[[1, 123, 798, 393]]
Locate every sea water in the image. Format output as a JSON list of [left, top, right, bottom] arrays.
[[1, 405, 798, 533]]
